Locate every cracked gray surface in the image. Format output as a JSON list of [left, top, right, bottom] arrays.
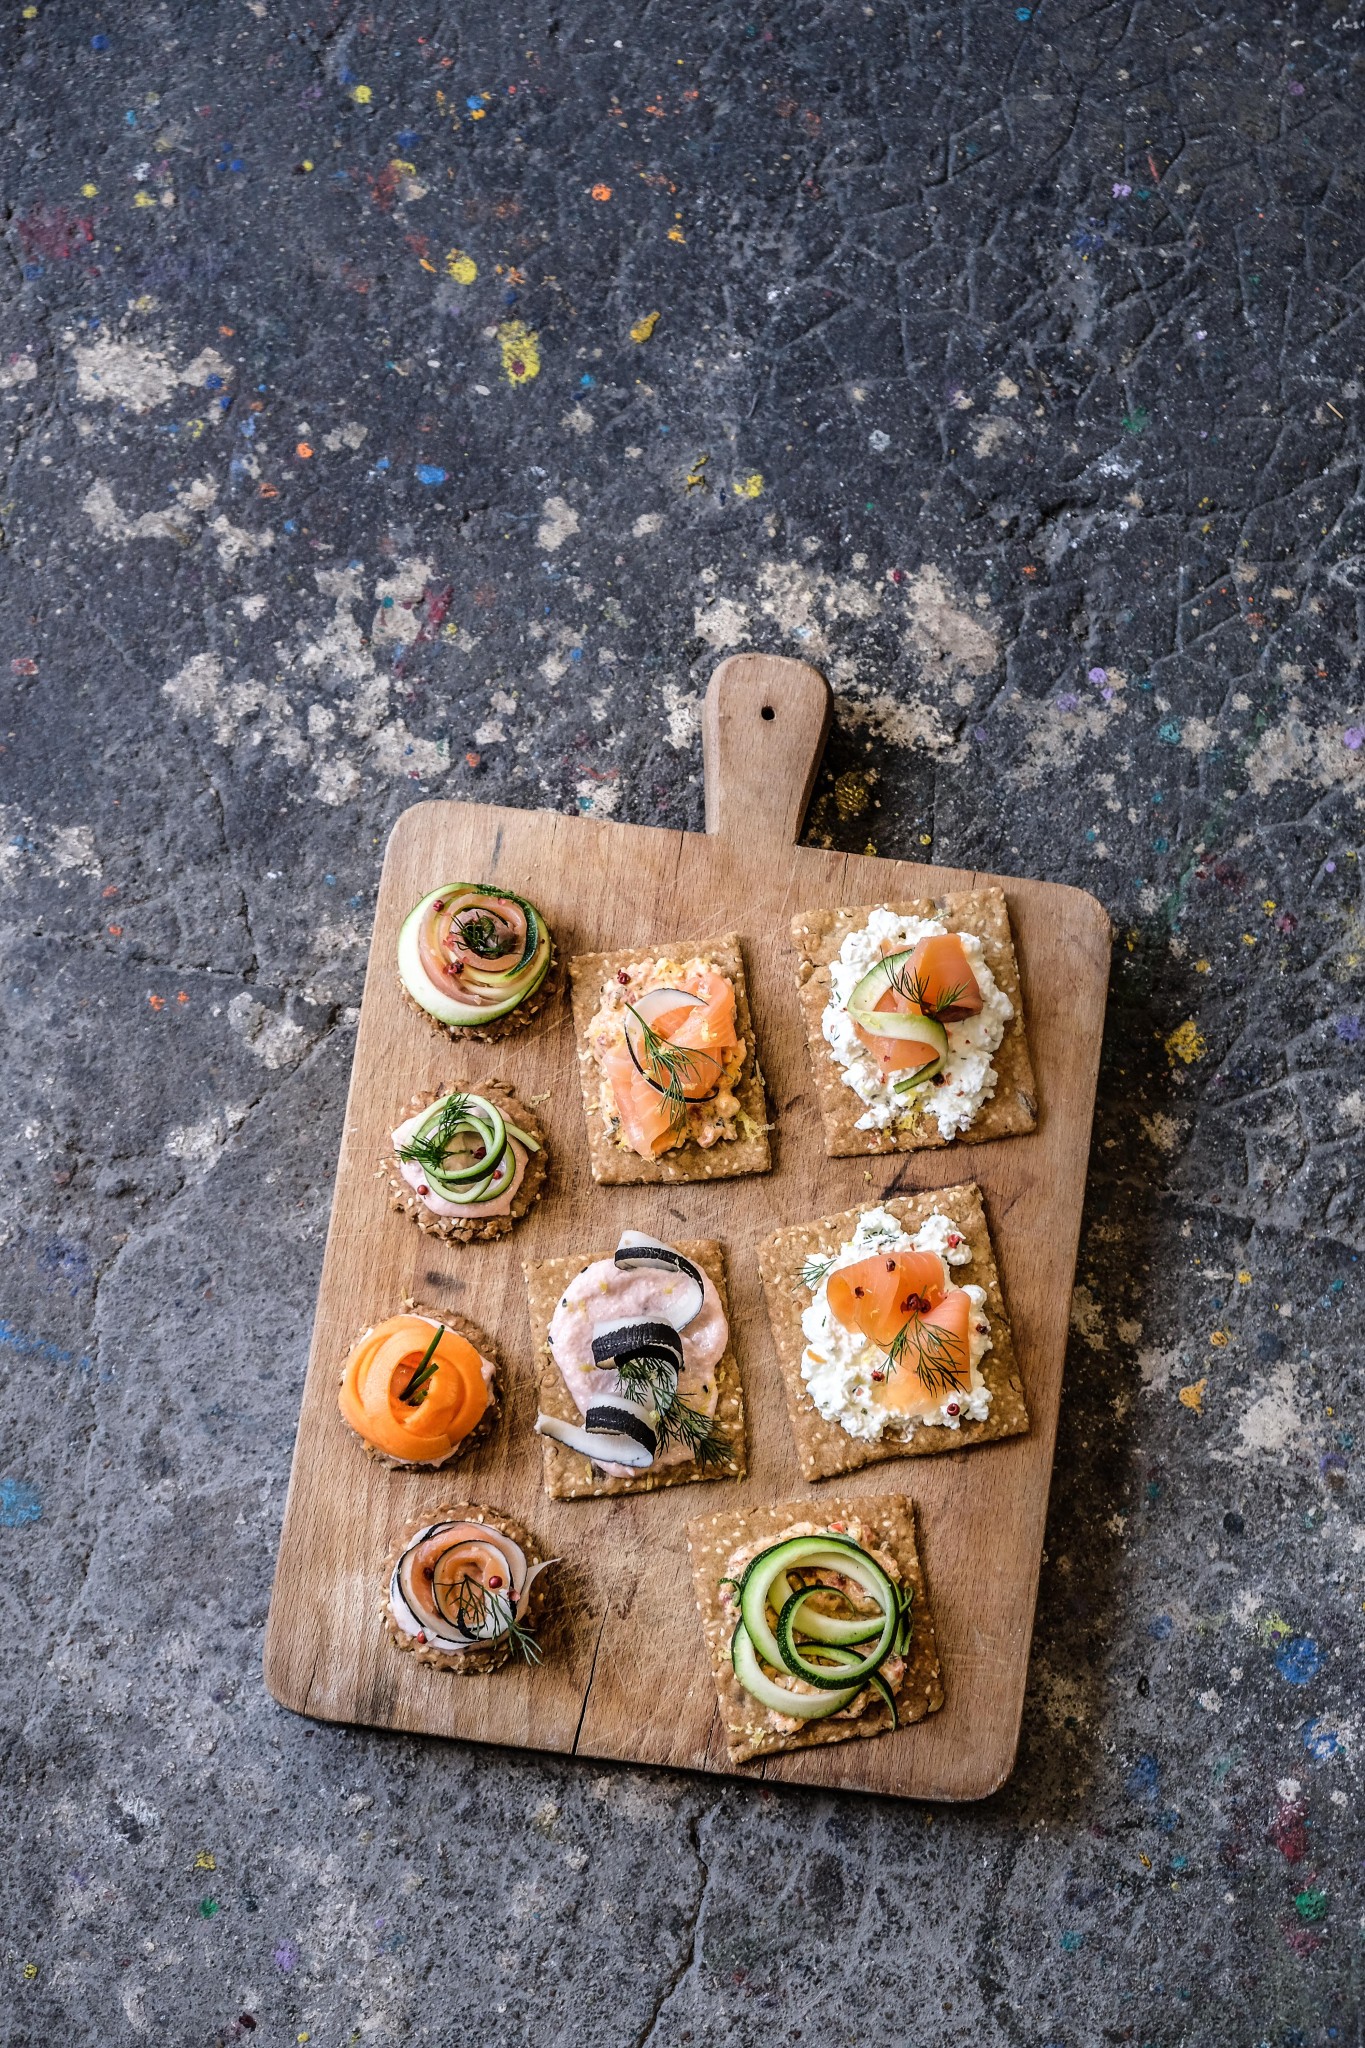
[[3, 1, 1365, 2041]]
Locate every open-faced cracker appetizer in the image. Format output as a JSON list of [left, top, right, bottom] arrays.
[[569, 933, 770, 1184], [338, 1304, 499, 1469], [758, 1184, 1027, 1482], [527, 1231, 746, 1499], [383, 1504, 555, 1673], [384, 1080, 548, 1243], [688, 1494, 943, 1764], [791, 889, 1036, 1156], [398, 882, 559, 1041]]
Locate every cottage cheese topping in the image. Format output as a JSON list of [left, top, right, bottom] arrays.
[[799, 1207, 992, 1442], [821, 909, 1013, 1137]]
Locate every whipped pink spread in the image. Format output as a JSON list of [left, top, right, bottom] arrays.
[[391, 1105, 530, 1219], [548, 1253, 728, 1477]]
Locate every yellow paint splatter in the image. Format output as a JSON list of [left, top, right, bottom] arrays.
[[1256, 1610, 1293, 1647], [684, 452, 709, 490], [352, 84, 372, 104], [1194, 958, 1210, 974], [22, 1962, 38, 1979], [445, 249, 477, 284], [1165, 1018, 1206, 1065], [1262, 898, 1276, 913], [732, 472, 764, 499], [81, 181, 98, 197], [1209, 1329, 1229, 1347], [1178, 1378, 1207, 1413], [834, 771, 869, 820], [1242, 932, 1257, 946], [630, 309, 661, 343], [391, 158, 416, 176], [497, 319, 540, 385], [919, 833, 932, 845], [133, 190, 156, 208], [194, 1850, 216, 1871], [1237, 1269, 1252, 1285], [667, 225, 685, 243], [300, 159, 314, 172]]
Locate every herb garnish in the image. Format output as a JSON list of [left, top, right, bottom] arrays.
[[397, 1093, 474, 1178], [400, 1323, 445, 1404], [883, 1315, 968, 1398], [886, 958, 969, 1022], [613, 1351, 732, 1470], [625, 1004, 721, 1137], [453, 909, 506, 958], [451, 1575, 542, 1664], [801, 1252, 837, 1291]]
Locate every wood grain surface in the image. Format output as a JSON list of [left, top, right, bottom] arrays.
[[264, 651, 1111, 1799]]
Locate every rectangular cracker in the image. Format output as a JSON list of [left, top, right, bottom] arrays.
[[758, 1182, 1028, 1481], [568, 933, 771, 1185], [791, 889, 1037, 1157], [688, 1492, 944, 1764], [525, 1239, 746, 1500]]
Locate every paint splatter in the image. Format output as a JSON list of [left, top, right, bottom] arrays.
[[273, 1940, 299, 1972], [496, 319, 540, 384], [1165, 1019, 1206, 1065], [444, 249, 476, 284], [414, 465, 447, 486], [1178, 1378, 1207, 1413], [1295, 1886, 1328, 1922], [0, 1478, 42, 1527], [1126, 1753, 1160, 1800], [732, 472, 764, 498], [630, 310, 661, 343], [1274, 1636, 1323, 1686], [590, 183, 612, 202], [1302, 1720, 1342, 1761]]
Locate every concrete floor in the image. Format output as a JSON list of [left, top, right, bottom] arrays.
[[2, 3, 1363, 2042]]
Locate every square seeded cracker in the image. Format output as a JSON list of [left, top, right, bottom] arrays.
[[758, 1183, 1028, 1482], [791, 888, 1037, 1157], [568, 934, 771, 1185], [525, 1239, 746, 1500], [687, 1492, 944, 1764]]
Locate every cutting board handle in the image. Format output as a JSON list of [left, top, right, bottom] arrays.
[[703, 652, 833, 846]]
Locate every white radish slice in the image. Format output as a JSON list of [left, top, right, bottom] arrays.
[[612, 1232, 706, 1328]]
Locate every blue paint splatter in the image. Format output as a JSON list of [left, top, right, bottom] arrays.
[[1148, 1612, 1173, 1640], [1335, 1014, 1361, 1044], [415, 465, 447, 486], [273, 1940, 299, 1972], [0, 1478, 42, 1527], [1060, 1929, 1083, 1951], [1158, 719, 1182, 744], [1275, 1636, 1322, 1686], [0, 1319, 92, 1374], [1303, 1719, 1341, 1761], [1126, 1753, 1160, 1800]]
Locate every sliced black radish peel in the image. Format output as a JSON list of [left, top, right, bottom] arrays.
[[535, 1403, 659, 1469], [589, 1318, 685, 1376], [612, 1232, 706, 1329]]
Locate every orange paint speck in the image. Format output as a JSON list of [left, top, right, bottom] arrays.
[[108, 924, 123, 936], [296, 441, 313, 459], [177, 991, 189, 1004], [591, 183, 612, 201], [148, 994, 165, 1011]]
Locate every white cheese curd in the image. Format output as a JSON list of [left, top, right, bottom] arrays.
[[820, 909, 1013, 1138], [798, 1206, 993, 1443]]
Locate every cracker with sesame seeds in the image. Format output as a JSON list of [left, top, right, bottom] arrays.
[[525, 1238, 746, 1500], [791, 888, 1037, 1156], [758, 1183, 1028, 1481], [569, 933, 771, 1184], [687, 1492, 943, 1763]]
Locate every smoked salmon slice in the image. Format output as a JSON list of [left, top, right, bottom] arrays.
[[826, 1250, 948, 1346], [903, 933, 982, 1021], [608, 970, 740, 1156], [852, 985, 942, 1079], [868, 1289, 973, 1417]]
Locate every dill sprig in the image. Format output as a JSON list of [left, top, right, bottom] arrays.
[[452, 1576, 543, 1664], [397, 1092, 474, 1178], [801, 1252, 837, 1291], [612, 1352, 732, 1470], [400, 1323, 445, 1404], [625, 1004, 721, 1137], [887, 959, 969, 1021], [883, 1314, 968, 1398], [453, 909, 506, 958]]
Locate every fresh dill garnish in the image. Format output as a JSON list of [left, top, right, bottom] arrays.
[[400, 1323, 445, 1404], [397, 1092, 474, 1178], [451, 1575, 543, 1663], [801, 1252, 837, 1291], [612, 1351, 732, 1470], [625, 1004, 721, 1137], [883, 1314, 968, 1398], [452, 908, 509, 958], [887, 958, 969, 1022]]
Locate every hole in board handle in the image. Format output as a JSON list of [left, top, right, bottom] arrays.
[[760, 705, 775, 721]]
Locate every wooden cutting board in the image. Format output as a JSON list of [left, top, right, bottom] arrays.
[[264, 653, 1110, 1799]]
